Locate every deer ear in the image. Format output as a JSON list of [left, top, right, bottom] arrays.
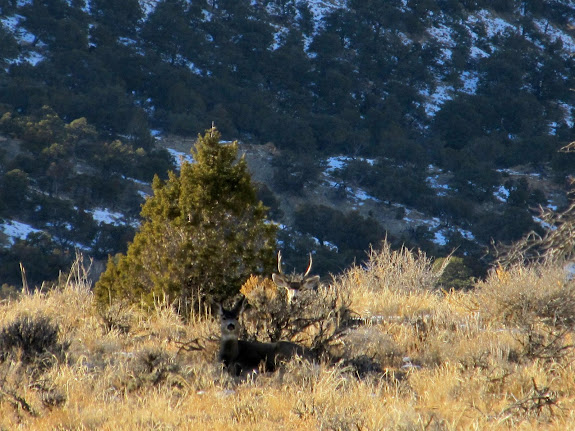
[[272, 273, 290, 288], [232, 296, 246, 314], [302, 275, 320, 290]]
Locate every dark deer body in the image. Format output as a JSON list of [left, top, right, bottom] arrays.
[[218, 297, 310, 376], [272, 251, 321, 302]]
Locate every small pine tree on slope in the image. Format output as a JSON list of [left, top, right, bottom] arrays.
[[94, 126, 277, 316]]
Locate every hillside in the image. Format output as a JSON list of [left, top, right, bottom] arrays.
[[160, 134, 568, 246], [1, 0, 575, 285]]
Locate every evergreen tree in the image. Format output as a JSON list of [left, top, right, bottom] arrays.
[[141, 0, 200, 66], [94, 127, 277, 316]]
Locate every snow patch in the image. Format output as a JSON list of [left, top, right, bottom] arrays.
[[306, 0, 346, 32], [427, 24, 455, 65], [270, 26, 289, 51], [2, 15, 36, 45], [167, 148, 194, 170], [426, 175, 450, 197], [420, 83, 453, 117], [558, 102, 574, 128], [0, 220, 41, 244], [494, 185, 510, 202], [88, 208, 138, 228], [533, 18, 575, 57], [433, 227, 475, 246], [139, 0, 158, 17], [469, 10, 517, 39], [461, 71, 480, 94], [89, 208, 125, 225], [325, 156, 375, 172]]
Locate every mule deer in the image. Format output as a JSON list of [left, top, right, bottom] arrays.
[[272, 251, 321, 303], [218, 297, 311, 376]]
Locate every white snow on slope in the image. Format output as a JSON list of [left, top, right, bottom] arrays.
[[89, 208, 126, 225], [306, 0, 346, 24], [1, 14, 45, 66], [533, 18, 575, 57], [167, 148, 194, 170], [468, 10, 517, 39], [420, 83, 453, 116], [87, 208, 140, 228], [0, 220, 41, 244], [427, 23, 455, 65], [461, 71, 480, 94]]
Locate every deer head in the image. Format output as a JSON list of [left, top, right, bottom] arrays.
[[272, 251, 320, 303], [218, 296, 245, 342]]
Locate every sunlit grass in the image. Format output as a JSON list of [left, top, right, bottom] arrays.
[[2, 248, 575, 430]]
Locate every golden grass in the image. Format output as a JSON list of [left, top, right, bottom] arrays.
[[2, 248, 575, 430]]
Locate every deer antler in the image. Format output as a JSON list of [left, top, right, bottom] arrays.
[[303, 253, 313, 277], [277, 250, 283, 274]]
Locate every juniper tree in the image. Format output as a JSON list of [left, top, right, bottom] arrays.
[[94, 126, 277, 316]]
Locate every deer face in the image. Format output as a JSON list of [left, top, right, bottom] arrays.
[[272, 251, 320, 303], [218, 297, 244, 340]]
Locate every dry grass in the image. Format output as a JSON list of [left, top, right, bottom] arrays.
[[2, 247, 575, 430]]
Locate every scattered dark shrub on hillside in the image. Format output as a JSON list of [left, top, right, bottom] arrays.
[[294, 204, 385, 254], [272, 153, 323, 195], [0, 314, 68, 371], [0, 233, 72, 288]]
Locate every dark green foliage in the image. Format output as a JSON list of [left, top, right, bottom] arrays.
[[0, 25, 19, 64], [0, 314, 68, 370], [272, 152, 323, 195], [276, 227, 351, 276], [434, 257, 475, 290], [294, 204, 385, 254], [256, 183, 284, 221], [475, 206, 541, 245], [91, 224, 135, 259], [141, 0, 197, 65], [450, 161, 501, 203], [2, 108, 157, 182], [0, 233, 71, 288], [94, 127, 277, 315], [368, 160, 433, 208], [19, 0, 89, 51], [0, 169, 30, 211], [0, 110, 146, 275], [91, 0, 143, 38], [505, 177, 547, 208], [0, 0, 573, 271]]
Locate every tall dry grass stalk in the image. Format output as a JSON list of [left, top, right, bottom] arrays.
[[337, 243, 449, 318], [1, 250, 575, 429]]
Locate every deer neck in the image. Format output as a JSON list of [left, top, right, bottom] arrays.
[[219, 336, 239, 364]]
